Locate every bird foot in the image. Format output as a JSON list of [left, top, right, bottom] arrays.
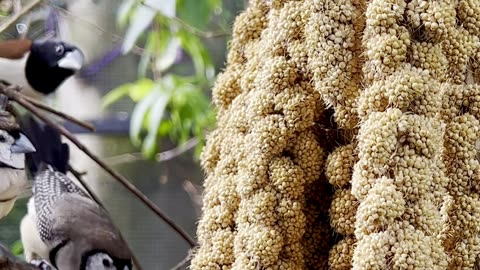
[[30, 259, 54, 270]]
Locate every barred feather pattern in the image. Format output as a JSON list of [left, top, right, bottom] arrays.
[[33, 165, 88, 241]]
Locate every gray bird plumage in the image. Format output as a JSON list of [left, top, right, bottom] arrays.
[[20, 116, 132, 270], [0, 111, 36, 220], [33, 166, 89, 242], [20, 198, 49, 263]]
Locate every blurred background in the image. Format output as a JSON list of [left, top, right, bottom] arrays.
[[0, 0, 247, 269]]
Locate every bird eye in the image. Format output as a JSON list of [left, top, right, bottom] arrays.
[[54, 44, 65, 55], [0, 136, 6, 142], [102, 258, 111, 267]]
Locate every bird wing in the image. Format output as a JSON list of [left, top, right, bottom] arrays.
[[47, 194, 132, 267], [34, 166, 89, 242]]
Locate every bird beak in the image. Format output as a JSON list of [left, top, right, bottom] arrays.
[[58, 49, 84, 71], [11, 134, 36, 154]]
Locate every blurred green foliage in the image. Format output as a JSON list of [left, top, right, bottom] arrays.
[[103, 0, 227, 160], [10, 240, 23, 256], [0, 197, 27, 254]]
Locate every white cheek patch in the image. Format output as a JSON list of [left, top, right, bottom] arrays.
[[0, 142, 24, 169], [0, 152, 25, 169]]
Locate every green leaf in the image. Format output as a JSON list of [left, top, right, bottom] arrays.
[[10, 240, 23, 256], [178, 31, 214, 79], [121, 5, 157, 54], [156, 24, 172, 53], [129, 78, 155, 101], [208, 0, 222, 10], [158, 120, 173, 136], [102, 83, 132, 108], [141, 132, 158, 159], [142, 79, 172, 159], [194, 141, 204, 158], [117, 0, 136, 28], [155, 36, 181, 72], [129, 83, 159, 146], [176, 0, 213, 29], [144, 0, 176, 17], [138, 31, 157, 78]]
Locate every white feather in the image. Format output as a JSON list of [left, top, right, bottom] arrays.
[[20, 201, 50, 262], [0, 53, 46, 99], [0, 55, 29, 87]]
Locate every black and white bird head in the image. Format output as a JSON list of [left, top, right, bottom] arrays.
[[83, 252, 131, 270], [0, 129, 36, 169], [25, 40, 84, 95], [0, 38, 84, 98]]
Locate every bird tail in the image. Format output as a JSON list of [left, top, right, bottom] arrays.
[[18, 115, 69, 175]]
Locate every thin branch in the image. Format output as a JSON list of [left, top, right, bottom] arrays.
[[12, 0, 21, 15], [104, 138, 198, 165], [67, 165, 87, 177], [182, 180, 202, 216], [170, 16, 230, 38], [103, 152, 141, 166], [0, 0, 44, 34], [157, 138, 198, 160], [139, 1, 230, 38], [53, 6, 146, 55], [67, 164, 100, 203], [151, 20, 161, 81], [130, 253, 143, 270], [22, 95, 95, 132], [169, 249, 193, 270], [0, 85, 197, 248], [67, 164, 144, 270], [54, 3, 228, 58]]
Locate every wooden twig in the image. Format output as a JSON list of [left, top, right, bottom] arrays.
[[139, 1, 230, 38], [54, 6, 146, 55], [1, 85, 197, 248], [130, 253, 143, 270], [182, 180, 202, 216], [67, 164, 144, 270], [104, 138, 198, 165], [67, 164, 100, 204], [67, 165, 86, 176], [169, 249, 193, 270], [0, 0, 44, 34], [12, 0, 21, 15], [22, 95, 95, 132], [157, 138, 198, 161]]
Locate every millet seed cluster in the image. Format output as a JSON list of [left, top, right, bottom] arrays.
[[191, 0, 480, 269]]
